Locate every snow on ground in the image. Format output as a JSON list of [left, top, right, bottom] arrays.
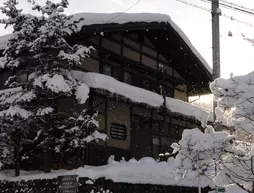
[[0, 13, 211, 74], [69, 71, 210, 125], [0, 157, 214, 188]]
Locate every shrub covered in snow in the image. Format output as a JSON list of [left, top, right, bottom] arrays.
[[173, 72, 254, 193]]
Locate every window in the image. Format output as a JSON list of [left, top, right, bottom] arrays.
[[152, 136, 172, 157], [159, 85, 164, 95], [96, 114, 106, 132], [161, 137, 171, 153], [158, 63, 164, 72], [143, 79, 150, 90], [110, 122, 127, 140], [113, 68, 121, 80], [152, 136, 160, 157], [102, 64, 112, 76], [152, 121, 160, 132], [137, 34, 144, 43], [124, 72, 132, 84], [16, 73, 28, 83], [166, 86, 174, 97], [161, 119, 169, 134]]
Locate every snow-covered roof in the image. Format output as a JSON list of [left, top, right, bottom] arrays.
[[68, 13, 211, 74], [0, 157, 214, 188], [0, 12, 211, 74], [68, 71, 210, 126]]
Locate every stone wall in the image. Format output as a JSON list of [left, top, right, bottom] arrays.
[[0, 177, 213, 193]]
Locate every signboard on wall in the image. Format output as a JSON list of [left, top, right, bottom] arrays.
[[58, 175, 78, 193]]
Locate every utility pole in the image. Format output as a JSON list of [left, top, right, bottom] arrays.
[[212, 3, 220, 191], [212, 0, 221, 122]]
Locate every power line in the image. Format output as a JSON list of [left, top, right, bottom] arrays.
[[176, 0, 254, 28], [220, 0, 254, 13], [201, 0, 254, 16], [176, 0, 210, 12], [106, 0, 142, 23]]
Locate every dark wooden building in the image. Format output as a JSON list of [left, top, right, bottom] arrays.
[[0, 13, 212, 166]]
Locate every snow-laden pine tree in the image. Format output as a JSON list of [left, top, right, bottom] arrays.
[[0, 0, 106, 175], [172, 72, 254, 193]]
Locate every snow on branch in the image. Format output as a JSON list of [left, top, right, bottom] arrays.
[[0, 105, 32, 119], [210, 72, 254, 134], [58, 45, 95, 65]]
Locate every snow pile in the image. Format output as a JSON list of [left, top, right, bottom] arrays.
[[166, 97, 210, 127], [0, 157, 214, 187], [0, 13, 211, 74]]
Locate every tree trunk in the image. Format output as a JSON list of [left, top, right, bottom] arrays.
[[14, 132, 21, 177], [77, 147, 81, 167], [14, 144, 20, 177], [44, 147, 51, 173], [44, 113, 52, 173], [85, 144, 90, 165], [252, 182, 254, 193], [81, 148, 85, 167]]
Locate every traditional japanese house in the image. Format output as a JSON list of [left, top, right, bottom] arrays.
[[0, 13, 212, 166]]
